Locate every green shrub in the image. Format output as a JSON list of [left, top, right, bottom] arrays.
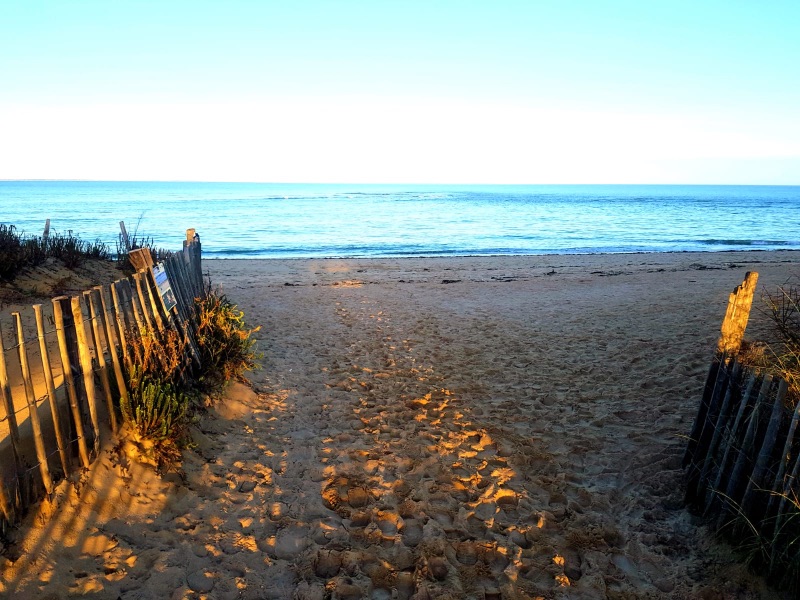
[[120, 328, 195, 469], [117, 290, 260, 469], [729, 279, 800, 592], [127, 326, 190, 390], [0, 224, 112, 279], [115, 233, 171, 274], [195, 291, 261, 385], [48, 232, 110, 268], [22, 236, 48, 267], [121, 370, 190, 469], [0, 224, 24, 280]]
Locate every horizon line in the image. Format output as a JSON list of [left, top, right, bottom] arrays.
[[2, 179, 799, 187]]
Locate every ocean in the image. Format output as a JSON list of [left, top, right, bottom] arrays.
[[1, 181, 798, 259]]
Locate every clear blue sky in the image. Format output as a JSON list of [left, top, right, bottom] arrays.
[[1, 0, 798, 183]]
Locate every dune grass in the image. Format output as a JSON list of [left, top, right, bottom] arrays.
[[0, 224, 110, 280]]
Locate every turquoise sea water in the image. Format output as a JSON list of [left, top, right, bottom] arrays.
[[1, 181, 798, 258]]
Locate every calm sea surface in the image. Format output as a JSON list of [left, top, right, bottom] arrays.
[[1, 181, 798, 258]]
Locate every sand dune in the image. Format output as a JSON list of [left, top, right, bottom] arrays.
[[2, 251, 797, 599]]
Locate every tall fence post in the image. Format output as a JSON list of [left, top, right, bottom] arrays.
[[717, 271, 759, 355], [184, 229, 203, 298], [119, 221, 130, 253]]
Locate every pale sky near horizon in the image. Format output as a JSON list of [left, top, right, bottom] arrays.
[[1, 1, 798, 184]]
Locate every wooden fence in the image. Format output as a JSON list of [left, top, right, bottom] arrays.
[[684, 272, 799, 554], [0, 230, 204, 536]]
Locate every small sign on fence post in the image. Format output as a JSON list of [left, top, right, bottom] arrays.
[[153, 263, 178, 312]]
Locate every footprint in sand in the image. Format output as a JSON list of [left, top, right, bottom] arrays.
[[400, 518, 424, 547], [374, 510, 401, 536], [312, 549, 342, 578]]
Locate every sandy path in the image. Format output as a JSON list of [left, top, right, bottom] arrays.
[[2, 251, 797, 599]]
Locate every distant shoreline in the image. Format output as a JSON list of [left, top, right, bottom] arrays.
[[203, 250, 799, 292], [204, 248, 800, 261]]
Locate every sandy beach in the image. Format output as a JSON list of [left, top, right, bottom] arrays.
[[2, 250, 798, 599]]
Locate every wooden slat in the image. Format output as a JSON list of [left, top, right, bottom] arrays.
[[696, 361, 742, 504], [0, 324, 23, 457], [71, 297, 101, 455], [685, 357, 733, 499], [110, 282, 130, 367], [765, 395, 800, 523], [131, 273, 153, 332], [741, 379, 789, 521], [706, 371, 760, 514], [684, 356, 725, 469], [33, 304, 70, 477], [163, 258, 188, 321], [140, 268, 164, 331], [94, 286, 129, 415], [122, 279, 145, 334], [128, 247, 154, 271], [0, 323, 23, 516], [84, 290, 117, 432], [718, 374, 774, 528], [12, 312, 54, 496], [53, 296, 90, 469]]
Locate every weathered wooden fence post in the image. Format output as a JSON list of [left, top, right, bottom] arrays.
[[123, 279, 146, 335], [110, 282, 131, 367], [33, 304, 70, 477], [717, 271, 759, 355], [184, 228, 203, 297], [119, 221, 130, 253], [13, 312, 54, 496], [131, 272, 154, 332], [84, 290, 117, 432], [0, 324, 23, 514], [96, 285, 129, 409], [71, 297, 101, 455], [53, 296, 90, 469]]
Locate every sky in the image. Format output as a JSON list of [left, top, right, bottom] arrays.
[[1, 0, 798, 184]]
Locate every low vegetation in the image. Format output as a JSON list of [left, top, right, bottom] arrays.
[[761, 280, 800, 403], [0, 224, 110, 280], [195, 292, 261, 385], [115, 232, 172, 275], [119, 289, 261, 469]]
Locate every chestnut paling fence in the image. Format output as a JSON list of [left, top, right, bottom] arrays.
[[684, 272, 800, 583], [0, 230, 204, 537]]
